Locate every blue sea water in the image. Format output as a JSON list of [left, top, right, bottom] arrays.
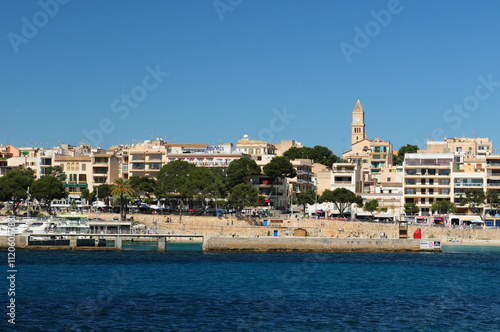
[[2, 244, 500, 331]]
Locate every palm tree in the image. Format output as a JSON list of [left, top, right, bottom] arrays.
[[111, 178, 135, 221]]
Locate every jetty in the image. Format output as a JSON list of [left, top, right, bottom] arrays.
[[202, 236, 441, 252], [1, 234, 441, 252], [3, 233, 203, 251]]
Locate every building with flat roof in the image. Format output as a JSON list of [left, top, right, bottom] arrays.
[[403, 153, 454, 216]]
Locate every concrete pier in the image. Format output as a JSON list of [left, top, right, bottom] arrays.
[[115, 236, 122, 249], [158, 237, 166, 251], [0, 233, 203, 250], [202, 237, 440, 252]]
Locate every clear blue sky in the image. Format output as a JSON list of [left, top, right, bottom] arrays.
[[2, 0, 500, 155]]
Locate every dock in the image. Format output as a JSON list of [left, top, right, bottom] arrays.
[[201, 237, 442, 252], [4, 233, 204, 251], [2, 234, 441, 252]]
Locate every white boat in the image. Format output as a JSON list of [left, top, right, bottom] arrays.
[[0, 218, 29, 236]]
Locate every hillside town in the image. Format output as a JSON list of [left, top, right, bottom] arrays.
[[1, 100, 499, 228]]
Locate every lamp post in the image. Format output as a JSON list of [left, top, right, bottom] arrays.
[[313, 177, 318, 218], [26, 186, 30, 218]]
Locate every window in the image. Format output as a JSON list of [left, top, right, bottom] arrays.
[[82, 164, 86, 171], [440, 169, 450, 175], [429, 198, 434, 204], [406, 179, 415, 185], [406, 188, 415, 194], [456, 147, 462, 152], [407, 169, 415, 175], [441, 179, 450, 185], [441, 189, 450, 195], [421, 179, 426, 185], [429, 179, 434, 185], [429, 188, 434, 194], [386, 177, 391, 182], [150, 163, 162, 170], [421, 189, 426, 194], [79, 174, 86, 182], [421, 198, 426, 204]]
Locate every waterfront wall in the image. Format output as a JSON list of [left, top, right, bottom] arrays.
[[102, 213, 500, 241], [0, 235, 28, 249], [202, 237, 425, 252]]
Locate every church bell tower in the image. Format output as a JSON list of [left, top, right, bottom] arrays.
[[351, 99, 366, 145]]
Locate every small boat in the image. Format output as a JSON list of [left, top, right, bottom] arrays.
[[0, 217, 29, 236]]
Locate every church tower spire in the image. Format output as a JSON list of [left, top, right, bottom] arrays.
[[351, 99, 366, 145]]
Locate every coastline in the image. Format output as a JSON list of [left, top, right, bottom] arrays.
[[441, 239, 500, 246]]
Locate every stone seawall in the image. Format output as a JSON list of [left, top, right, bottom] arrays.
[[109, 213, 500, 241], [202, 237, 427, 252], [0, 235, 28, 249]]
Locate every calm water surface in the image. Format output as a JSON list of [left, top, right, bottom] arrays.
[[2, 243, 500, 331]]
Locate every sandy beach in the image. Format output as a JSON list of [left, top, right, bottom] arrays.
[[441, 239, 500, 246]]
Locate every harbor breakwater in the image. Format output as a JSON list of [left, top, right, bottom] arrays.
[[201, 237, 431, 252]]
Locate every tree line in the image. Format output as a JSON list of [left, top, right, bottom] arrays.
[[0, 156, 299, 220]]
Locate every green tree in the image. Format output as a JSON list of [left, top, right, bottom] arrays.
[[0, 168, 34, 215], [111, 178, 135, 221], [44, 165, 67, 181], [228, 183, 259, 210], [31, 175, 67, 215], [284, 145, 344, 168], [431, 200, 457, 215], [485, 189, 500, 215], [94, 184, 113, 199], [263, 156, 297, 179], [80, 189, 95, 205], [226, 157, 261, 188], [320, 188, 363, 218], [129, 175, 156, 208], [296, 189, 316, 218], [187, 167, 227, 206], [155, 160, 196, 199], [459, 188, 485, 216], [404, 202, 419, 216], [364, 199, 379, 217], [393, 144, 419, 166], [263, 156, 297, 205]]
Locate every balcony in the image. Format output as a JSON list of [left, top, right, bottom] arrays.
[[131, 163, 145, 170], [334, 181, 353, 184]]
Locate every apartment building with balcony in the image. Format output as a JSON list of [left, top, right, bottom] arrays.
[[287, 159, 314, 200], [166, 143, 245, 169], [330, 163, 361, 193], [248, 174, 289, 209], [54, 156, 92, 198], [92, 154, 119, 186], [235, 135, 276, 161], [124, 145, 167, 179], [486, 155, 500, 195], [424, 137, 493, 157], [403, 153, 454, 216]]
